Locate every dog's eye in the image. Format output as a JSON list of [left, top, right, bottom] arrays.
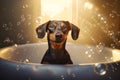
[[62, 26, 67, 31], [49, 26, 54, 30], [49, 24, 56, 29], [62, 27, 68, 34], [48, 26, 55, 32], [63, 28, 67, 31]]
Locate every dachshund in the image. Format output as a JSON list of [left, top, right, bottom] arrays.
[[36, 20, 80, 64]]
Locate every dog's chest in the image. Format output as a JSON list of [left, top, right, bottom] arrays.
[[51, 53, 68, 64], [48, 50, 68, 59]]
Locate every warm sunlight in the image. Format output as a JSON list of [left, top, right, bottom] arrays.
[[40, 0, 72, 23], [84, 2, 93, 10]]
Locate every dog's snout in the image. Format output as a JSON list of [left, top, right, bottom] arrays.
[[55, 33, 62, 39]]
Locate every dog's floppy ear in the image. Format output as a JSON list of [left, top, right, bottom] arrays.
[[70, 23, 80, 40], [36, 21, 50, 38]]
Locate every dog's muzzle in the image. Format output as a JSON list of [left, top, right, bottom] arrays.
[[55, 32, 63, 43]]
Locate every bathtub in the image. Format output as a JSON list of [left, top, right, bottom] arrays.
[[0, 43, 120, 80]]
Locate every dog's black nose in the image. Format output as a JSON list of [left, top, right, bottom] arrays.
[[55, 33, 62, 39]]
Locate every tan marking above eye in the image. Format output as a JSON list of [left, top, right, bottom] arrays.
[[53, 22, 57, 27], [61, 22, 65, 27], [38, 29, 42, 33]]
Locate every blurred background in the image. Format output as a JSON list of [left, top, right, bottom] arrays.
[[0, 0, 120, 49]]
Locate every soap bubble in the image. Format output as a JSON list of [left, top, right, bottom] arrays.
[[72, 73, 76, 78], [61, 75, 65, 80], [17, 21, 21, 26], [88, 55, 92, 58], [14, 44, 18, 47], [96, 42, 105, 53], [16, 65, 20, 71], [22, 4, 28, 9], [21, 15, 26, 22], [36, 16, 42, 24], [3, 37, 11, 43], [24, 59, 29, 63], [85, 51, 88, 54], [94, 63, 107, 75]]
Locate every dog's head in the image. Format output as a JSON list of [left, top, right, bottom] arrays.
[[36, 20, 80, 46]]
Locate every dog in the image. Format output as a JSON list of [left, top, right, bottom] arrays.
[[36, 20, 80, 64]]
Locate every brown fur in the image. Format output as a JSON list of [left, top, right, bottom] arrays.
[[36, 20, 80, 64]]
